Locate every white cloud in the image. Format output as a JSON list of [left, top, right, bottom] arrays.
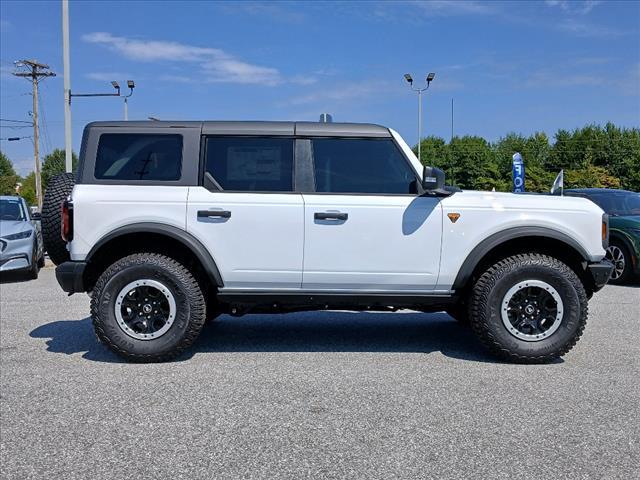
[[85, 72, 131, 82], [545, 1, 601, 15], [219, 1, 307, 24], [556, 18, 631, 37], [82, 32, 284, 86], [415, 0, 494, 16], [283, 81, 391, 107]]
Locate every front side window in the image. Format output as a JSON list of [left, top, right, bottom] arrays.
[[311, 138, 418, 194], [205, 137, 294, 192], [95, 134, 183, 181]]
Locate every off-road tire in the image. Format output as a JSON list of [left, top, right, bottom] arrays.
[[91, 253, 206, 362], [469, 253, 588, 364], [42, 173, 75, 266]]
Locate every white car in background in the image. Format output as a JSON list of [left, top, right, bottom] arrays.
[[0, 196, 44, 279]]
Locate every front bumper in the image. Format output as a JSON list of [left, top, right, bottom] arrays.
[[587, 259, 614, 291], [0, 236, 34, 272], [55, 261, 87, 294]]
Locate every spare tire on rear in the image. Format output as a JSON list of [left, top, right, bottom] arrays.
[[42, 173, 75, 266]]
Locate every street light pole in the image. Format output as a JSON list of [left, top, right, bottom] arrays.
[[124, 97, 128, 121], [404, 72, 435, 163], [62, 0, 73, 173]]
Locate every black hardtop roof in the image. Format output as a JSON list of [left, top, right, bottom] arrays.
[[85, 120, 391, 137]]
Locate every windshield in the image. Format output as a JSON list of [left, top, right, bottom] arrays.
[[0, 199, 26, 221], [584, 191, 640, 216]]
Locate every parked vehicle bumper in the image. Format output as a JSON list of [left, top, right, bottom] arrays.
[[0, 236, 34, 272], [55, 261, 87, 294], [587, 259, 615, 291]]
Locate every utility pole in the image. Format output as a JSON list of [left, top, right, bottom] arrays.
[[13, 60, 56, 210], [451, 98, 454, 142]]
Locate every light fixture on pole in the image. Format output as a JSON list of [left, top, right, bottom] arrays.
[[404, 72, 435, 163], [123, 80, 135, 121], [70, 81, 121, 101]]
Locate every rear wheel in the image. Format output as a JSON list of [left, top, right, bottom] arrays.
[[91, 253, 206, 362], [42, 173, 75, 266], [469, 253, 587, 363], [606, 241, 632, 284]]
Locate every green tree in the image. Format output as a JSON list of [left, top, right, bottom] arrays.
[[41, 148, 77, 190], [448, 136, 503, 190], [19, 172, 37, 206], [414, 122, 639, 193], [0, 151, 20, 195]]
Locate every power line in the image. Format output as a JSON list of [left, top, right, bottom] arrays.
[[13, 59, 56, 210], [0, 118, 33, 124]]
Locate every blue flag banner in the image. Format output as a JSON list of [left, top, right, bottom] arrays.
[[512, 152, 525, 193]]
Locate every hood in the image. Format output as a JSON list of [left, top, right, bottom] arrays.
[[0, 220, 32, 238], [610, 215, 640, 229], [444, 190, 604, 214]]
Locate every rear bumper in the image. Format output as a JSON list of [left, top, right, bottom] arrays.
[[587, 259, 614, 291], [55, 261, 87, 294]]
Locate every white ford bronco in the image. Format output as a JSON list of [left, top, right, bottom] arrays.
[[45, 121, 613, 363]]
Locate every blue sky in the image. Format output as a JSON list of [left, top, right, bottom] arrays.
[[1, 0, 639, 175]]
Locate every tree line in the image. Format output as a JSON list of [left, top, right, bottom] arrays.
[[0, 149, 78, 206], [415, 122, 639, 192]]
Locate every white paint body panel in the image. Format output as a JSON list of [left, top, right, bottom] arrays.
[[69, 131, 606, 294], [69, 185, 189, 260], [301, 194, 443, 291], [436, 191, 606, 289], [186, 187, 304, 289]]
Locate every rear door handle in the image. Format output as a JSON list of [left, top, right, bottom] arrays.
[[314, 212, 348, 221], [198, 210, 231, 218]]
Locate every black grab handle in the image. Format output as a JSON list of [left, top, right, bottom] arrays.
[[198, 210, 231, 218], [314, 212, 348, 221]]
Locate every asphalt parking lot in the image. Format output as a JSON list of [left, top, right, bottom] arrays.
[[1, 268, 639, 479]]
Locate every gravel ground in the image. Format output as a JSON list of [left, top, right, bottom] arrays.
[[1, 268, 639, 479]]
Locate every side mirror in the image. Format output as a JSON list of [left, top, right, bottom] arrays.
[[31, 212, 42, 221], [422, 166, 449, 195]]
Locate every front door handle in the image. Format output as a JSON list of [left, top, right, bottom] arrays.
[[198, 210, 231, 218], [314, 212, 348, 221]]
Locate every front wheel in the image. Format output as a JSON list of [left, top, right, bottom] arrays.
[[91, 253, 207, 362], [469, 253, 588, 363], [606, 242, 632, 284], [27, 241, 39, 280]]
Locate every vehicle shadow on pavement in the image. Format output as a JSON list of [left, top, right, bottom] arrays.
[[0, 271, 35, 284], [30, 311, 516, 364]]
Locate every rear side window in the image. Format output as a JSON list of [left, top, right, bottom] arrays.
[[95, 134, 182, 181], [205, 137, 294, 192], [311, 138, 418, 194]]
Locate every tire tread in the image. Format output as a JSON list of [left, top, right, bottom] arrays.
[[469, 253, 588, 364], [90, 252, 206, 362]]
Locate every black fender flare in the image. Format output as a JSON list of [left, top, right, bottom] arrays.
[[452, 226, 592, 290], [86, 222, 224, 287]]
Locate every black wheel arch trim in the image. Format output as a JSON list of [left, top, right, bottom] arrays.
[[86, 222, 224, 287], [452, 226, 593, 290]]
